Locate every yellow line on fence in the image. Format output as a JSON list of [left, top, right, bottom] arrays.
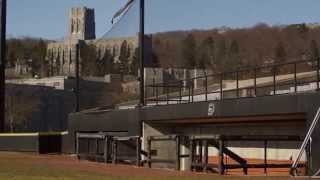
[[0, 131, 69, 137]]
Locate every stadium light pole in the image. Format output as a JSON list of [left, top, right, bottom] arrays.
[[139, 0, 145, 106], [0, 0, 6, 132], [75, 44, 80, 112]]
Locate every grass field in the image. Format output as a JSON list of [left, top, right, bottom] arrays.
[[0, 152, 302, 180]]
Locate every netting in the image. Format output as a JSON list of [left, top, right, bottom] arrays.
[[100, 0, 139, 39]]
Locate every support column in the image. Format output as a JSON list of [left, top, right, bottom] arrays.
[[76, 133, 80, 160], [176, 136, 181, 171], [147, 137, 152, 168], [218, 140, 225, 175], [112, 140, 118, 164], [203, 140, 208, 173], [189, 139, 194, 171], [180, 137, 190, 171], [104, 137, 109, 163], [136, 137, 141, 166], [264, 140, 268, 174], [87, 138, 90, 155], [305, 139, 311, 176], [95, 139, 99, 161], [198, 140, 203, 164]]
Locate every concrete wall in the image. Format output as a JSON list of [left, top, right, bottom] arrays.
[[65, 108, 141, 153], [0, 135, 39, 152], [0, 133, 63, 154], [5, 80, 111, 133], [5, 84, 75, 132], [142, 91, 320, 173], [66, 91, 320, 173]]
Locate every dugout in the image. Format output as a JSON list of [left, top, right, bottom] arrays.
[[0, 132, 65, 154]]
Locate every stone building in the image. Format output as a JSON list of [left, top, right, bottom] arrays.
[[14, 59, 33, 76], [69, 7, 95, 40], [47, 7, 138, 77]]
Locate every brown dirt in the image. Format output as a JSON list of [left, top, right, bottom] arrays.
[[0, 152, 303, 177], [0, 152, 211, 177], [208, 156, 305, 176]]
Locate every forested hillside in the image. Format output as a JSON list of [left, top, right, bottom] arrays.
[[152, 23, 320, 71], [6, 37, 49, 77]]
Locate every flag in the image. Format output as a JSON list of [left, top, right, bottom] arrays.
[[111, 0, 135, 24]]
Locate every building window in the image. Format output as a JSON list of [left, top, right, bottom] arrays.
[[69, 48, 73, 64], [53, 82, 60, 87], [71, 20, 74, 33]]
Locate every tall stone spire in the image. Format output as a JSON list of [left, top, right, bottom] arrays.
[[69, 7, 96, 41]]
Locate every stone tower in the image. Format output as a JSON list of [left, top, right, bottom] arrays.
[[69, 7, 96, 40]]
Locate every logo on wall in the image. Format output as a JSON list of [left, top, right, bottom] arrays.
[[208, 103, 215, 116]]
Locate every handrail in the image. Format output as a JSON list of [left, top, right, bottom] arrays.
[[314, 169, 320, 177], [291, 107, 320, 175], [147, 58, 319, 85], [145, 58, 320, 105]]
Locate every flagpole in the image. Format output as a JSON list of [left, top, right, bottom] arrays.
[[139, 0, 145, 106], [0, 0, 6, 132]]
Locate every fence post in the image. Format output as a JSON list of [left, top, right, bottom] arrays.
[[144, 84, 147, 105], [51, 50, 54, 76], [205, 73, 208, 101], [191, 80, 194, 103], [188, 80, 191, 103], [273, 66, 276, 95], [294, 63, 297, 93], [254, 68, 257, 97], [220, 73, 223, 100], [179, 81, 182, 104], [236, 70, 239, 98], [152, 78, 155, 97], [166, 85, 169, 105], [317, 57, 319, 91]]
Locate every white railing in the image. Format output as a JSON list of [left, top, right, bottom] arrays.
[[291, 107, 320, 176]]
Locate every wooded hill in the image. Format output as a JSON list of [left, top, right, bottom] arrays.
[[6, 37, 49, 77], [151, 23, 320, 71]]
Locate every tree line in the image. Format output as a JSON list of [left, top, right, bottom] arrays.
[[6, 37, 48, 77], [81, 40, 137, 77], [81, 40, 146, 78], [152, 23, 320, 72], [5, 23, 320, 78]]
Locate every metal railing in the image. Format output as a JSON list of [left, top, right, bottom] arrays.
[[145, 58, 320, 105], [291, 106, 320, 176]]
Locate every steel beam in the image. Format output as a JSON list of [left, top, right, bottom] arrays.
[[0, 0, 6, 132], [139, 0, 145, 106]]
